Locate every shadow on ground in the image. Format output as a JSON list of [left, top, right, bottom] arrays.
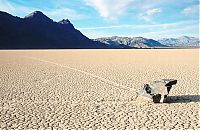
[[165, 95, 200, 103]]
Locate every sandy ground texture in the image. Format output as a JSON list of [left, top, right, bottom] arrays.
[[0, 49, 199, 129]]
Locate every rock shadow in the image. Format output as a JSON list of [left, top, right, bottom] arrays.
[[165, 95, 200, 103]]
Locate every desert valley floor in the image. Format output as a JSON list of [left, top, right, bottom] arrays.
[[0, 49, 199, 129]]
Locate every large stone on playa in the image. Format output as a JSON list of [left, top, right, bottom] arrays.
[[140, 79, 177, 103]]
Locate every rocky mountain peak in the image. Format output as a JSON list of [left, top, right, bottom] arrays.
[[59, 19, 71, 24], [24, 11, 53, 23], [25, 11, 44, 18], [58, 19, 74, 29]]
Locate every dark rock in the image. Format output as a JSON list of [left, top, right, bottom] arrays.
[[140, 79, 177, 103]]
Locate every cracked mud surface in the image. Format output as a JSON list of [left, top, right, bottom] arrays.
[[0, 49, 199, 129]]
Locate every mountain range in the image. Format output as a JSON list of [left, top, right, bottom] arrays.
[[94, 36, 199, 48], [158, 36, 199, 47], [94, 36, 166, 48], [0, 11, 109, 49], [0, 11, 199, 49]]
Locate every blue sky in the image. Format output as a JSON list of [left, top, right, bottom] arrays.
[[0, 0, 199, 39]]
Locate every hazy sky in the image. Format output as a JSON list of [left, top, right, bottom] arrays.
[[0, 0, 199, 39]]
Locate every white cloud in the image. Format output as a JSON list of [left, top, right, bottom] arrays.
[[78, 19, 196, 31], [0, 0, 33, 16], [146, 8, 162, 15], [139, 8, 162, 22], [81, 30, 111, 39], [0, 0, 86, 21], [0, 0, 14, 12], [43, 8, 86, 21], [136, 24, 198, 39], [182, 4, 199, 16], [83, 0, 168, 20], [84, 0, 134, 19]]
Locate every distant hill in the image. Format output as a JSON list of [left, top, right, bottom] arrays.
[[158, 36, 199, 47], [95, 36, 166, 48], [0, 11, 110, 49]]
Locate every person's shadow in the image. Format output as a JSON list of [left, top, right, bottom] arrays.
[[165, 95, 200, 103]]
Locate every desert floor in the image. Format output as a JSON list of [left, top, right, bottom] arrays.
[[0, 49, 199, 129]]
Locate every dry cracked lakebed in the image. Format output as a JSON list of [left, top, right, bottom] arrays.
[[0, 49, 199, 129]]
